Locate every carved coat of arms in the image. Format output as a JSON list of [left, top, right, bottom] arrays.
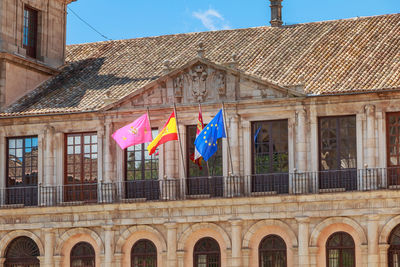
[[189, 64, 208, 102]]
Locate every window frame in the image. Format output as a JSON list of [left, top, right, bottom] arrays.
[[131, 239, 157, 267], [5, 236, 40, 266], [64, 132, 98, 185], [325, 232, 355, 267], [318, 115, 357, 171], [193, 237, 221, 267], [251, 119, 289, 175], [6, 135, 39, 187], [259, 234, 287, 267], [23, 5, 39, 59], [186, 124, 223, 178], [70, 242, 95, 267], [124, 129, 159, 181]]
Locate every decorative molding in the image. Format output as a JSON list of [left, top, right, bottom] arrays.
[[213, 71, 226, 96], [173, 74, 184, 103], [364, 104, 376, 115]]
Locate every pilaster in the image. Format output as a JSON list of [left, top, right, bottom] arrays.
[[367, 214, 380, 266], [177, 250, 185, 267], [379, 244, 389, 267], [43, 228, 56, 267], [0, 129, 5, 199], [365, 104, 376, 168], [230, 219, 242, 267], [295, 107, 307, 172], [103, 122, 113, 183], [44, 125, 55, 185], [229, 115, 240, 175], [166, 222, 178, 267], [102, 225, 114, 267], [296, 216, 310, 267]]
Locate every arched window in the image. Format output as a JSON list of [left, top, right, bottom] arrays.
[[389, 225, 400, 267], [326, 232, 355, 267], [259, 235, 287, 267], [131, 239, 157, 267], [4, 236, 40, 267], [193, 237, 220, 267], [70, 242, 95, 267]]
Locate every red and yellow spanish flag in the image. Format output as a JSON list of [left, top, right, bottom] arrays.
[[147, 111, 178, 155]]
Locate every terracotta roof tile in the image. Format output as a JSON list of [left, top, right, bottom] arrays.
[[2, 13, 400, 116]]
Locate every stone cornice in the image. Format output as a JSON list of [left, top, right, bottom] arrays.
[[0, 52, 60, 76]]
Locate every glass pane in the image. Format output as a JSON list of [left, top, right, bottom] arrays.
[[253, 120, 288, 174]]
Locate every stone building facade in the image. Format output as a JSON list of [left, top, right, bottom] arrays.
[[0, 1, 400, 267]]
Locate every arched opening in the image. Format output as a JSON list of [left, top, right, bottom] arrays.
[[389, 224, 400, 266], [4, 236, 40, 267], [131, 239, 157, 267], [259, 234, 287, 267], [193, 237, 220, 267], [70, 242, 95, 267], [326, 232, 355, 267]]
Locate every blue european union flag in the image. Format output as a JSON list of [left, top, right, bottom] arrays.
[[194, 109, 226, 161]]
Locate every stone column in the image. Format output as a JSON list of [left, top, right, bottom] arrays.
[[365, 104, 377, 190], [177, 250, 185, 267], [309, 246, 318, 267], [53, 255, 62, 267], [242, 120, 252, 195], [165, 138, 177, 179], [241, 247, 250, 267], [43, 229, 55, 267], [296, 216, 310, 267], [103, 122, 113, 183], [229, 115, 240, 175], [114, 253, 123, 267], [367, 214, 380, 266], [103, 225, 114, 267], [296, 108, 307, 172], [44, 126, 55, 185], [0, 129, 5, 205], [166, 222, 178, 267], [379, 244, 389, 267], [230, 219, 242, 267], [365, 104, 376, 168], [294, 108, 309, 194]]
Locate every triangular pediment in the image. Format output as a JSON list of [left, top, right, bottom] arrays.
[[102, 57, 304, 111]]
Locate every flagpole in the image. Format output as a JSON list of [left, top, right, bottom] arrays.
[[173, 103, 187, 179], [222, 102, 234, 176], [146, 107, 153, 140], [199, 102, 211, 178]]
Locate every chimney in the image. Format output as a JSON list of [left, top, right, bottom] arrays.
[[270, 0, 283, 27]]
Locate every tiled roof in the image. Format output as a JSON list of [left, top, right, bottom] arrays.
[[2, 13, 400, 116]]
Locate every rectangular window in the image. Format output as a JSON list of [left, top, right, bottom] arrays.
[[186, 125, 223, 197], [187, 125, 223, 177], [125, 129, 159, 181], [6, 136, 38, 206], [65, 133, 97, 202], [386, 112, 400, 186], [252, 120, 288, 174], [252, 120, 289, 194], [125, 129, 159, 200], [23, 6, 38, 58], [319, 116, 357, 190]]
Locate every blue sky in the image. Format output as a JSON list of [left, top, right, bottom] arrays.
[[66, 0, 399, 45]]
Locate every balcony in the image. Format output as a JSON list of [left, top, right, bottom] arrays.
[[0, 167, 398, 208]]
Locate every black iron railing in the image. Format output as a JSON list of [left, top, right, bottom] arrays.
[[0, 168, 399, 208]]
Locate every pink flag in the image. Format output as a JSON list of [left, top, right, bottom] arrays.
[[112, 114, 152, 149]]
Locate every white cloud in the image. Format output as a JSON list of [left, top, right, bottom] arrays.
[[193, 8, 231, 31]]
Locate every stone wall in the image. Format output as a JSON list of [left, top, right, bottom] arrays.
[[0, 190, 396, 266]]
